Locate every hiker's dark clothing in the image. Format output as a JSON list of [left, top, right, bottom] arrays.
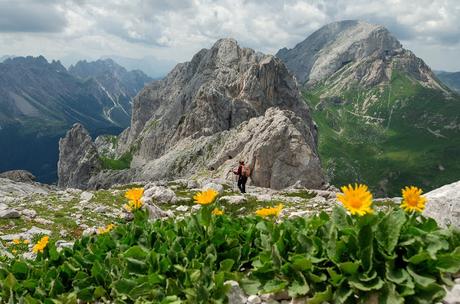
[[236, 165, 247, 193]]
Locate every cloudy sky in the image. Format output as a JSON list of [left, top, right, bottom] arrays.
[[0, 0, 459, 75]]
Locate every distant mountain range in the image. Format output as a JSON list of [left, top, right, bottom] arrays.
[[435, 71, 460, 93], [277, 20, 460, 196], [0, 56, 152, 182]]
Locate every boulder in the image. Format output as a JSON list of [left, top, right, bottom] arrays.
[[220, 195, 246, 204], [424, 181, 460, 227], [225, 280, 247, 304], [80, 191, 94, 201], [0, 209, 20, 219], [58, 123, 102, 189], [0, 170, 36, 183], [202, 182, 225, 195], [143, 186, 177, 204]]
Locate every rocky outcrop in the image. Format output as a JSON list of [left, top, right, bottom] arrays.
[[58, 123, 102, 188], [424, 180, 460, 228], [0, 170, 36, 183], [59, 39, 325, 190]]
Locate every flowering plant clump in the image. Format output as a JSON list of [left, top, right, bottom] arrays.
[[32, 236, 49, 254], [255, 204, 283, 217], [193, 189, 219, 205], [123, 187, 144, 212], [336, 183, 373, 216], [401, 186, 427, 212], [97, 223, 116, 235]]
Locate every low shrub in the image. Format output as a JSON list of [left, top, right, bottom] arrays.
[[0, 186, 459, 303]]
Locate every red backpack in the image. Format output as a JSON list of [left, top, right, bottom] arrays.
[[242, 165, 251, 177]]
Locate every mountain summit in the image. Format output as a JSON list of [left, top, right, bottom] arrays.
[[277, 20, 460, 196], [58, 38, 326, 190]]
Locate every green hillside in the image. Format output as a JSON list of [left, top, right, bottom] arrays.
[[305, 70, 460, 197]]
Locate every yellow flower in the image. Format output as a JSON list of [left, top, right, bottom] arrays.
[[32, 236, 49, 254], [23, 240, 30, 244], [97, 223, 115, 234], [193, 189, 219, 205], [255, 204, 284, 217], [125, 188, 144, 202], [123, 199, 143, 212], [12, 249, 17, 254], [12, 239, 21, 245], [212, 208, 224, 215], [401, 186, 427, 213], [337, 184, 373, 216]]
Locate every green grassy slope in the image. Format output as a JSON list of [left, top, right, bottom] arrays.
[[306, 70, 460, 197]]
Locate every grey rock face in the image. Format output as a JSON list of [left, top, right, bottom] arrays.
[[424, 180, 460, 228], [59, 39, 325, 190], [0, 170, 36, 183], [58, 123, 102, 188]]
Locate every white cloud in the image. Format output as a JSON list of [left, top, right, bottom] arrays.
[[0, 0, 459, 72]]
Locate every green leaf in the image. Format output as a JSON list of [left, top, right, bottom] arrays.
[[307, 286, 332, 304], [358, 224, 373, 272], [288, 280, 310, 297], [349, 276, 384, 291], [4, 273, 17, 289], [240, 278, 261, 295], [219, 259, 235, 272], [376, 209, 406, 254], [380, 283, 404, 304], [112, 278, 137, 295], [407, 267, 436, 288], [123, 245, 148, 260], [263, 279, 288, 293], [11, 261, 28, 278], [339, 261, 360, 275], [290, 255, 312, 271], [386, 262, 410, 284]]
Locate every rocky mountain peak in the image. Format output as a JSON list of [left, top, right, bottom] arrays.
[[58, 39, 326, 190], [276, 20, 404, 86], [58, 123, 101, 189]]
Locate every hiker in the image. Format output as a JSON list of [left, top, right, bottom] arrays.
[[232, 160, 250, 193]]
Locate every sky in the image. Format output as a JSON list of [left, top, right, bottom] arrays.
[[0, 0, 459, 76]]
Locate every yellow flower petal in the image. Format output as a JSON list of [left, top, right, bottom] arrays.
[[212, 208, 224, 215], [32, 236, 49, 253], [125, 188, 144, 202], [255, 204, 284, 217], [401, 186, 427, 213], [193, 189, 219, 205], [337, 184, 373, 216]]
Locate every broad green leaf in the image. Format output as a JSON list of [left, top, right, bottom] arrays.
[[290, 255, 312, 271], [240, 278, 261, 295], [307, 286, 332, 304], [376, 209, 406, 254], [348, 277, 384, 291], [358, 224, 373, 272], [219, 259, 235, 272], [339, 261, 360, 275], [123, 245, 148, 260], [407, 267, 436, 288], [263, 279, 288, 293], [288, 280, 310, 297], [380, 282, 404, 304]]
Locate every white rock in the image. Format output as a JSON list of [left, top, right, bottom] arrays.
[[0, 203, 7, 210], [256, 194, 272, 201], [22, 252, 37, 260], [34, 218, 53, 225], [55, 240, 74, 252], [94, 206, 109, 213], [21, 209, 37, 218], [187, 180, 199, 189], [59, 230, 68, 238], [143, 186, 177, 204], [176, 205, 189, 212], [288, 210, 310, 219], [80, 191, 93, 201], [27, 226, 51, 236], [225, 280, 247, 304], [444, 284, 460, 304], [247, 295, 262, 304], [82, 227, 97, 236], [192, 205, 201, 211], [202, 183, 224, 195], [0, 209, 20, 219], [220, 195, 246, 204], [424, 181, 460, 227]]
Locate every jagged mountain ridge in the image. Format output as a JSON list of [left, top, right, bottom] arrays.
[[69, 59, 152, 126], [0, 56, 151, 182], [58, 39, 326, 190], [277, 20, 460, 196]]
